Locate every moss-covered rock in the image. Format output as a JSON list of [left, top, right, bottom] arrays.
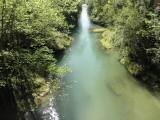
[[32, 76, 61, 108], [91, 28, 106, 33], [100, 29, 114, 49]]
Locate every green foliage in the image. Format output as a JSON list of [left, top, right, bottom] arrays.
[[92, 0, 160, 90], [0, 0, 80, 115], [100, 29, 114, 49]]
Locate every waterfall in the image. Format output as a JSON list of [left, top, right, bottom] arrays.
[[79, 4, 91, 32], [40, 94, 59, 120], [78, 4, 91, 47], [25, 93, 59, 120]]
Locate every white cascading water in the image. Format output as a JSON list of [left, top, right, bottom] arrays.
[[41, 95, 59, 120], [78, 4, 91, 49], [25, 91, 59, 120], [79, 4, 91, 32]]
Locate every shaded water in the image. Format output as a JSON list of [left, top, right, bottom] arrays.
[[55, 4, 160, 120]]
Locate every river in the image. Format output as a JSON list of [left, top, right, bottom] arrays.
[[54, 4, 160, 120], [25, 4, 160, 120]]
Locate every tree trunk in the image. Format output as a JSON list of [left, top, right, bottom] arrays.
[[0, 0, 6, 50], [9, 1, 17, 49]]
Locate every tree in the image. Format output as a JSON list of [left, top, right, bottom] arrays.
[[91, 0, 160, 90], [0, 0, 80, 119]]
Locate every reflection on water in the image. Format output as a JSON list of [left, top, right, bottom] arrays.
[[55, 4, 160, 120]]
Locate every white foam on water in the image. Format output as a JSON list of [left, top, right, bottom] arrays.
[[41, 97, 59, 120]]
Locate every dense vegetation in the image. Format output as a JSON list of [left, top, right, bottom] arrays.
[[1, 0, 160, 119], [91, 0, 160, 90], [0, 0, 80, 119]]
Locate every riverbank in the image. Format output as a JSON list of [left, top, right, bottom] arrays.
[[90, 1, 160, 91], [97, 28, 141, 69], [0, 1, 82, 119], [95, 26, 160, 93]]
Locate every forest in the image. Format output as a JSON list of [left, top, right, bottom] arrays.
[[0, 0, 160, 120], [0, 0, 80, 119]]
